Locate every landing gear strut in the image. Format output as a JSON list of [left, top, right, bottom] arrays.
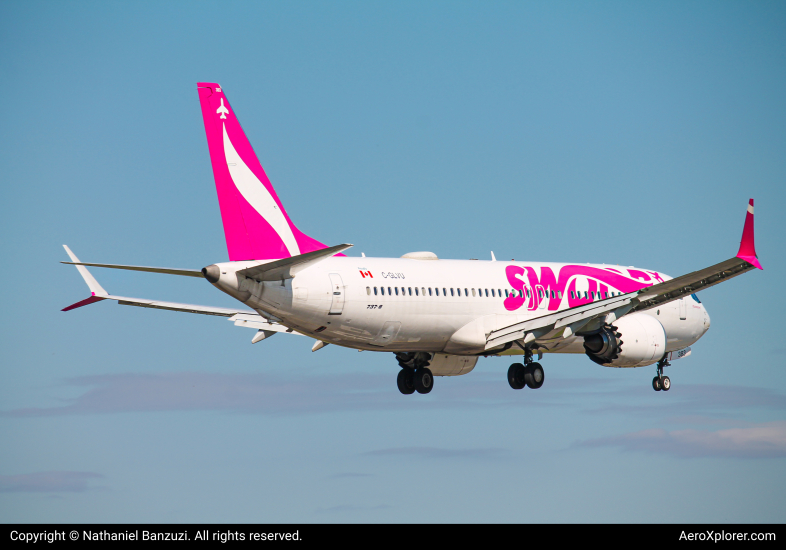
[[507, 348, 545, 390], [652, 358, 671, 392]]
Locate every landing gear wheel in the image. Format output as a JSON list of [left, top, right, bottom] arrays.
[[525, 362, 545, 389], [661, 376, 671, 391], [652, 376, 662, 391], [397, 369, 415, 395], [507, 363, 526, 390], [414, 368, 434, 394]]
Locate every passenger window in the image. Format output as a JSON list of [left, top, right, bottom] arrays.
[[450, 288, 454, 296], [558, 291, 562, 299], [408, 287, 412, 296], [373, 287, 378, 295], [464, 289, 468, 296], [472, 289, 476, 297], [366, 287, 371, 295], [395, 287, 399, 296], [388, 287, 392, 295], [380, 287, 385, 295], [583, 291, 588, 299], [422, 288, 426, 296], [491, 289, 495, 297], [428, 288, 432, 296], [519, 290, 524, 298], [550, 290, 554, 299], [485, 289, 488, 297], [415, 288, 419, 296], [525, 288, 530, 298], [570, 291, 575, 299], [505, 290, 509, 297], [604, 292, 608, 298]]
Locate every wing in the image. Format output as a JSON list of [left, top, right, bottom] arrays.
[[61, 245, 300, 340], [487, 199, 762, 351]]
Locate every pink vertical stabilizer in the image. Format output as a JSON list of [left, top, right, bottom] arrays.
[[736, 199, 762, 270], [197, 83, 330, 261]]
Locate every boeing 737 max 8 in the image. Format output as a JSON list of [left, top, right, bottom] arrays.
[[62, 83, 763, 395]]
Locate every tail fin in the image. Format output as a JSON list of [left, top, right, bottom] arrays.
[[197, 83, 329, 261]]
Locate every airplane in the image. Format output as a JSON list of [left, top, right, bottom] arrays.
[[62, 82, 763, 395]]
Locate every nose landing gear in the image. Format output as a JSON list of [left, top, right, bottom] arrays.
[[652, 358, 671, 391]]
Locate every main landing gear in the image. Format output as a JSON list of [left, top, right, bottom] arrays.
[[507, 349, 545, 390], [395, 352, 434, 395], [652, 358, 671, 392], [397, 368, 433, 394]]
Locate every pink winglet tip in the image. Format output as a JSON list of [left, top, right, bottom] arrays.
[[736, 198, 762, 270], [62, 295, 105, 312]]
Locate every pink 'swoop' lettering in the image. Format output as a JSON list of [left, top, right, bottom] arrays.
[[503, 265, 659, 312]]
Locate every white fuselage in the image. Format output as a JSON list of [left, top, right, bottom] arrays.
[[208, 256, 710, 359]]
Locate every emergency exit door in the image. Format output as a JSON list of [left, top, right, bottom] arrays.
[[328, 273, 345, 315]]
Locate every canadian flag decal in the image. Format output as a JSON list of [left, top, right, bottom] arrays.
[[359, 270, 373, 278]]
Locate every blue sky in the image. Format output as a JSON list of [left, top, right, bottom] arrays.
[[1, 0, 785, 522]]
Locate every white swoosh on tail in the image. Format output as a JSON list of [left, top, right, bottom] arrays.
[[223, 123, 300, 257]]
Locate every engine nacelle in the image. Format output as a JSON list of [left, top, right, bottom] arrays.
[[583, 313, 666, 368]]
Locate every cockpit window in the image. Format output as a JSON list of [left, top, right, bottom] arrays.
[[691, 293, 701, 304]]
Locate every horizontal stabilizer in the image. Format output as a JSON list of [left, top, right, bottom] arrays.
[[111, 295, 246, 316], [61, 261, 203, 278], [237, 243, 353, 281]]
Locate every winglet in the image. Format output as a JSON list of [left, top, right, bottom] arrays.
[[62, 245, 109, 311], [736, 199, 762, 270]]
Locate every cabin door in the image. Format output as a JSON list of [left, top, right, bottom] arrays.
[[328, 273, 345, 315]]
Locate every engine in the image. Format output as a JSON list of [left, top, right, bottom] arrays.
[[583, 313, 667, 368]]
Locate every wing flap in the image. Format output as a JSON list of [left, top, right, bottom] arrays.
[[229, 313, 301, 335], [486, 295, 636, 350]]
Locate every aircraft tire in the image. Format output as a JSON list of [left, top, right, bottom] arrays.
[[414, 368, 434, 394], [525, 363, 545, 389], [652, 376, 662, 391], [661, 376, 671, 391], [507, 363, 526, 390], [397, 369, 415, 395]]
